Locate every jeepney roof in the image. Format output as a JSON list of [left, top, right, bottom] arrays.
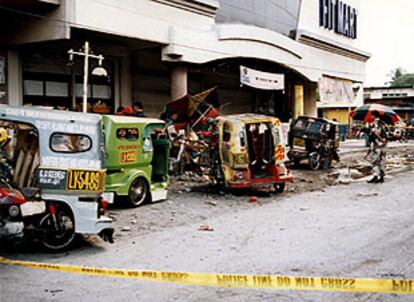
[[295, 115, 337, 125], [104, 115, 165, 125], [0, 105, 102, 125], [218, 114, 281, 123]]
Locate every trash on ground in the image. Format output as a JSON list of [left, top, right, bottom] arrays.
[[249, 197, 258, 203], [198, 225, 214, 231]]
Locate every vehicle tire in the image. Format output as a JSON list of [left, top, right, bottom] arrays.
[[309, 152, 321, 171], [128, 177, 149, 208], [322, 157, 332, 170], [400, 133, 408, 143], [293, 159, 301, 168], [274, 183, 286, 193], [39, 204, 76, 251]]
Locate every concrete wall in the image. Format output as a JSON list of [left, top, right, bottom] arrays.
[[297, 0, 364, 50], [0, 0, 70, 45], [7, 50, 23, 106], [73, 0, 216, 44], [216, 0, 301, 36], [365, 88, 414, 99], [70, 0, 367, 83], [324, 108, 351, 124]]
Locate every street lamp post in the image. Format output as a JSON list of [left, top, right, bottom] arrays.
[[68, 41, 106, 113]]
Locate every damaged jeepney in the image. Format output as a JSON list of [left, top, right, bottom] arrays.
[[0, 106, 114, 250], [103, 116, 170, 207], [211, 114, 292, 192]]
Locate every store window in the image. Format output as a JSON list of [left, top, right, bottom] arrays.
[[21, 50, 115, 112], [75, 84, 92, 98], [92, 85, 111, 99], [24, 80, 43, 96], [46, 81, 69, 97]]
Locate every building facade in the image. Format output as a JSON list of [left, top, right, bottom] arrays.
[[364, 86, 414, 123], [0, 0, 369, 120]]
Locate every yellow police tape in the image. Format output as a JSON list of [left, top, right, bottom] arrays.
[[0, 256, 413, 295]]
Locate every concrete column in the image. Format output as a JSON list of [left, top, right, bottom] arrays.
[[7, 50, 23, 107], [294, 85, 304, 118], [120, 53, 132, 106], [170, 65, 187, 101], [304, 82, 318, 117]]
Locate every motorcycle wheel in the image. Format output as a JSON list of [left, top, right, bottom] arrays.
[[309, 152, 321, 171], [39, 206, 76, 251], [128, 177, 149, 208], [400, 134, 408, 143]]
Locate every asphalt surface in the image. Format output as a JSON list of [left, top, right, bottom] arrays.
[[1, 168, 414, 301]]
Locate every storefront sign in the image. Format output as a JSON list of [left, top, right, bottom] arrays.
[[319, 0, 357, 39], [240, 66, 284, 90], [0, 56, 5, 84], [319, 76, 354, 104]]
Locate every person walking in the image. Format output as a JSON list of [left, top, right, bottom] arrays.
[[367, 118, 388, 183], [132, 101, 147, 117]]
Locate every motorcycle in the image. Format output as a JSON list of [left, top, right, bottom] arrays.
[[0, 164, 86, 250]]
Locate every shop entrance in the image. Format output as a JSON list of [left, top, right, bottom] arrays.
[[188, 58, 306, 122]]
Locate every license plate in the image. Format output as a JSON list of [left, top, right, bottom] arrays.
[[293, 137, 305, 147], [101, 192, 115, 204], [66, 169, 106, 192], [20, 201, 46, 217]]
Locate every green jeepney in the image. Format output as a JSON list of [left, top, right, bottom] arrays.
[[103, 115, 170, 207]]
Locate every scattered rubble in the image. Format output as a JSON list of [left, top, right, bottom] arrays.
[[104, 144, 414, 243], [249, 197, 257, 203], [198, 225, 214, 232]]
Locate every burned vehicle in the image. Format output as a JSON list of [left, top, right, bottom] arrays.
[[211, 114, 292, 192], [0, 106, 114, 250], [288, 116, 339, 170]]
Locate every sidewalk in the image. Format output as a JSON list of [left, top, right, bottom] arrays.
[[339, 139, 414, 154]]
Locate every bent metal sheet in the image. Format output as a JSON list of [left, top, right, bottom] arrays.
[[240, 66, 285, 91]]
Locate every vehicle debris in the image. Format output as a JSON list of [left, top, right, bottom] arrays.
[[198, 225, 214, 232]]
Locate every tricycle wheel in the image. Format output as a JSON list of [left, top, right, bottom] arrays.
[[293, 159, 301, 168], [309, 152, 321, 171], [274, 183, 286, 193], [322, 157, 332, 170], [128, 177, 149, 208], [39, 205, 76, 251]]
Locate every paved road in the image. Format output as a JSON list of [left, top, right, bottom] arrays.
[[1, 170, 414, 302], [339, 139, 414, 154]]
